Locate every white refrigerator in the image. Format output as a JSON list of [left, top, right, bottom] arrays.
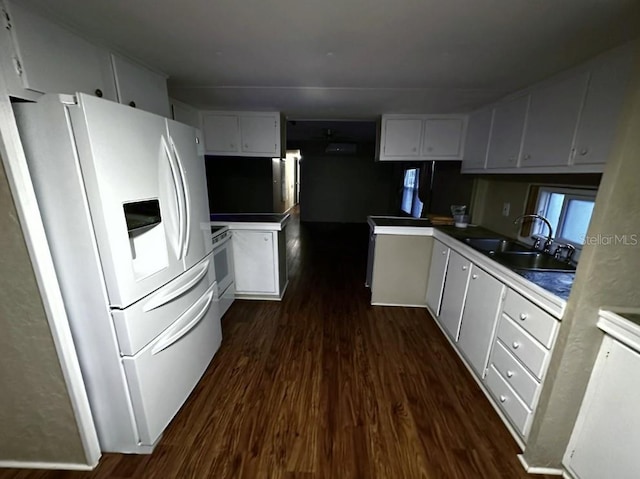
[[15, 93, 220, 453]]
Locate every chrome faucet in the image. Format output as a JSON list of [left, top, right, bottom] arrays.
[[514, 214, 554, 253]]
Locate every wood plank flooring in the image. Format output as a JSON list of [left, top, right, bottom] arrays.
[[1, 209, 554, 478]]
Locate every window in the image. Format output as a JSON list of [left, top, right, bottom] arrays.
[[401, 168, 423, 218], [531, 187, 597, 247]]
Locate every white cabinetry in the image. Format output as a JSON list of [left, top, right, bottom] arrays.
[[4, 0, 115, 100], [379, 115, 467, 161], [457, 266, 505, 377], [380, 118, 423, 158], [438, 250, 472, 341], [202, 111, 282, 157], [519, 73, 589, 168], [485, 95, 528, 169], [425, 240, 450, 317], [232, 231, 276, 294], [460, 43, 633, 174], [461, 108, 493, 171], [564, 333, 640, 479], [111, 54, 170, 117], [484, 289, 559, 437], [229, 227, 288, 300], [572, 46, 634, 166]]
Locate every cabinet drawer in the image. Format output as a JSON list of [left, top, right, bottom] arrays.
[[486, 364, 532, 436], [496, 314, 549, 380], [491, 340, 540, 408], [122, 282, 222, 445], [503, 289, 558, 348]]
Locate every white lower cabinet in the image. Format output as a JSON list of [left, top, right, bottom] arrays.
[[564, 333, 640, 479], [428, 238, 561, 444], [457, 266, 505, 377], [232, 230, 276, 294], [230, 228, 288, 300], [485, 289, 557, 439], [438, 250, 472, 341], [425, 239, 450, 317]]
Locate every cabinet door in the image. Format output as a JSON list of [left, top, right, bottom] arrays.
[[232, 231, 276, 293], [421, 118, 465, 159], [381, 118, 423, 157], [111, 54, 170, 117], [573, 46, 633, 166], [564, 337, 640, 479], [462, 108, 493, 171], [486, 95, 528, 169], [202, 114, 240, 153], [438, 250, 472, 341], [6, 1, 114, 100], [457, 266, 504, 377], [239, 115, 279, 155], [520, 72, 589, 168], [425, 240, 450, 317]]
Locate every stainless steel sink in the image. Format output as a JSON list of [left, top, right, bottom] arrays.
[[492, 251, 576, 272], [463, 237, 533, 254]]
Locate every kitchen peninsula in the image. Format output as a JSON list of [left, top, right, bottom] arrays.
[[210, 213, 290, 300]]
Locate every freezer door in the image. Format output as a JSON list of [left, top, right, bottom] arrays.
[[122, 279, 222, 446], [166, 119, 213, 270], [112, 252, 215, 355], [69, 94, 185, 307]]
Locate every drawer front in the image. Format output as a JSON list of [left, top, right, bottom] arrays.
[[485, 365, 532, 436], [503, 289, 558, 348], [491, 340, 540, 408], [496, 314, 549, 380], [122, 282, 222, 445], [113, 253, 215, 355]]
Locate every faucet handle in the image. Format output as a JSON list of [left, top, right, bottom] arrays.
[[531, 236, 542, 250], [554, 244, 576, 262]]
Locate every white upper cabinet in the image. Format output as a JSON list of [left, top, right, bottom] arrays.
[[421, 118, 465, 159], [572, 45, 634, 166], [378, 114, 467, 161], [462, 107, 493, 171], [460, 42, 633, 174], [170, 98, 201, 130], [111, 54, 170, 118], [202, 111, 281, 157], [381, 118, 423, 157], [4, 0, 115, 101], [520, 72, 589, 168], [486, 95, 529, 169]]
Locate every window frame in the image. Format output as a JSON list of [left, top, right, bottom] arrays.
[[530, 186, 597, 249]]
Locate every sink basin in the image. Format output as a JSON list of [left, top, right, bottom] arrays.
[[463, 237, 533, 254], [493, 251, 576, 272]]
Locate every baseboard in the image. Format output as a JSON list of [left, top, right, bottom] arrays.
[[0, 460, 95, 471], [517, 454, 564, 476]]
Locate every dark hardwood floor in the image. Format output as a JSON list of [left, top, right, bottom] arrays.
[[1, 208, 554, 478]]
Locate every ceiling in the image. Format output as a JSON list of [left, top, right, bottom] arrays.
[[20, 0, 640, 119]]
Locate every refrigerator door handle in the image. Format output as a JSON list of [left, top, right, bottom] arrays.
[[142, 258, 210, 313], [161, 135, 186, 260], [151, 282, 216, 356], [169, 136, 190, 260]]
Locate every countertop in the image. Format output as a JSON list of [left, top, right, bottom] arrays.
[[598, 307, 640, 352], [437, 225, 575, 301], [367, 218, 574, 307], [368, 216, 434, 236], [210, 213, 290, 231]]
